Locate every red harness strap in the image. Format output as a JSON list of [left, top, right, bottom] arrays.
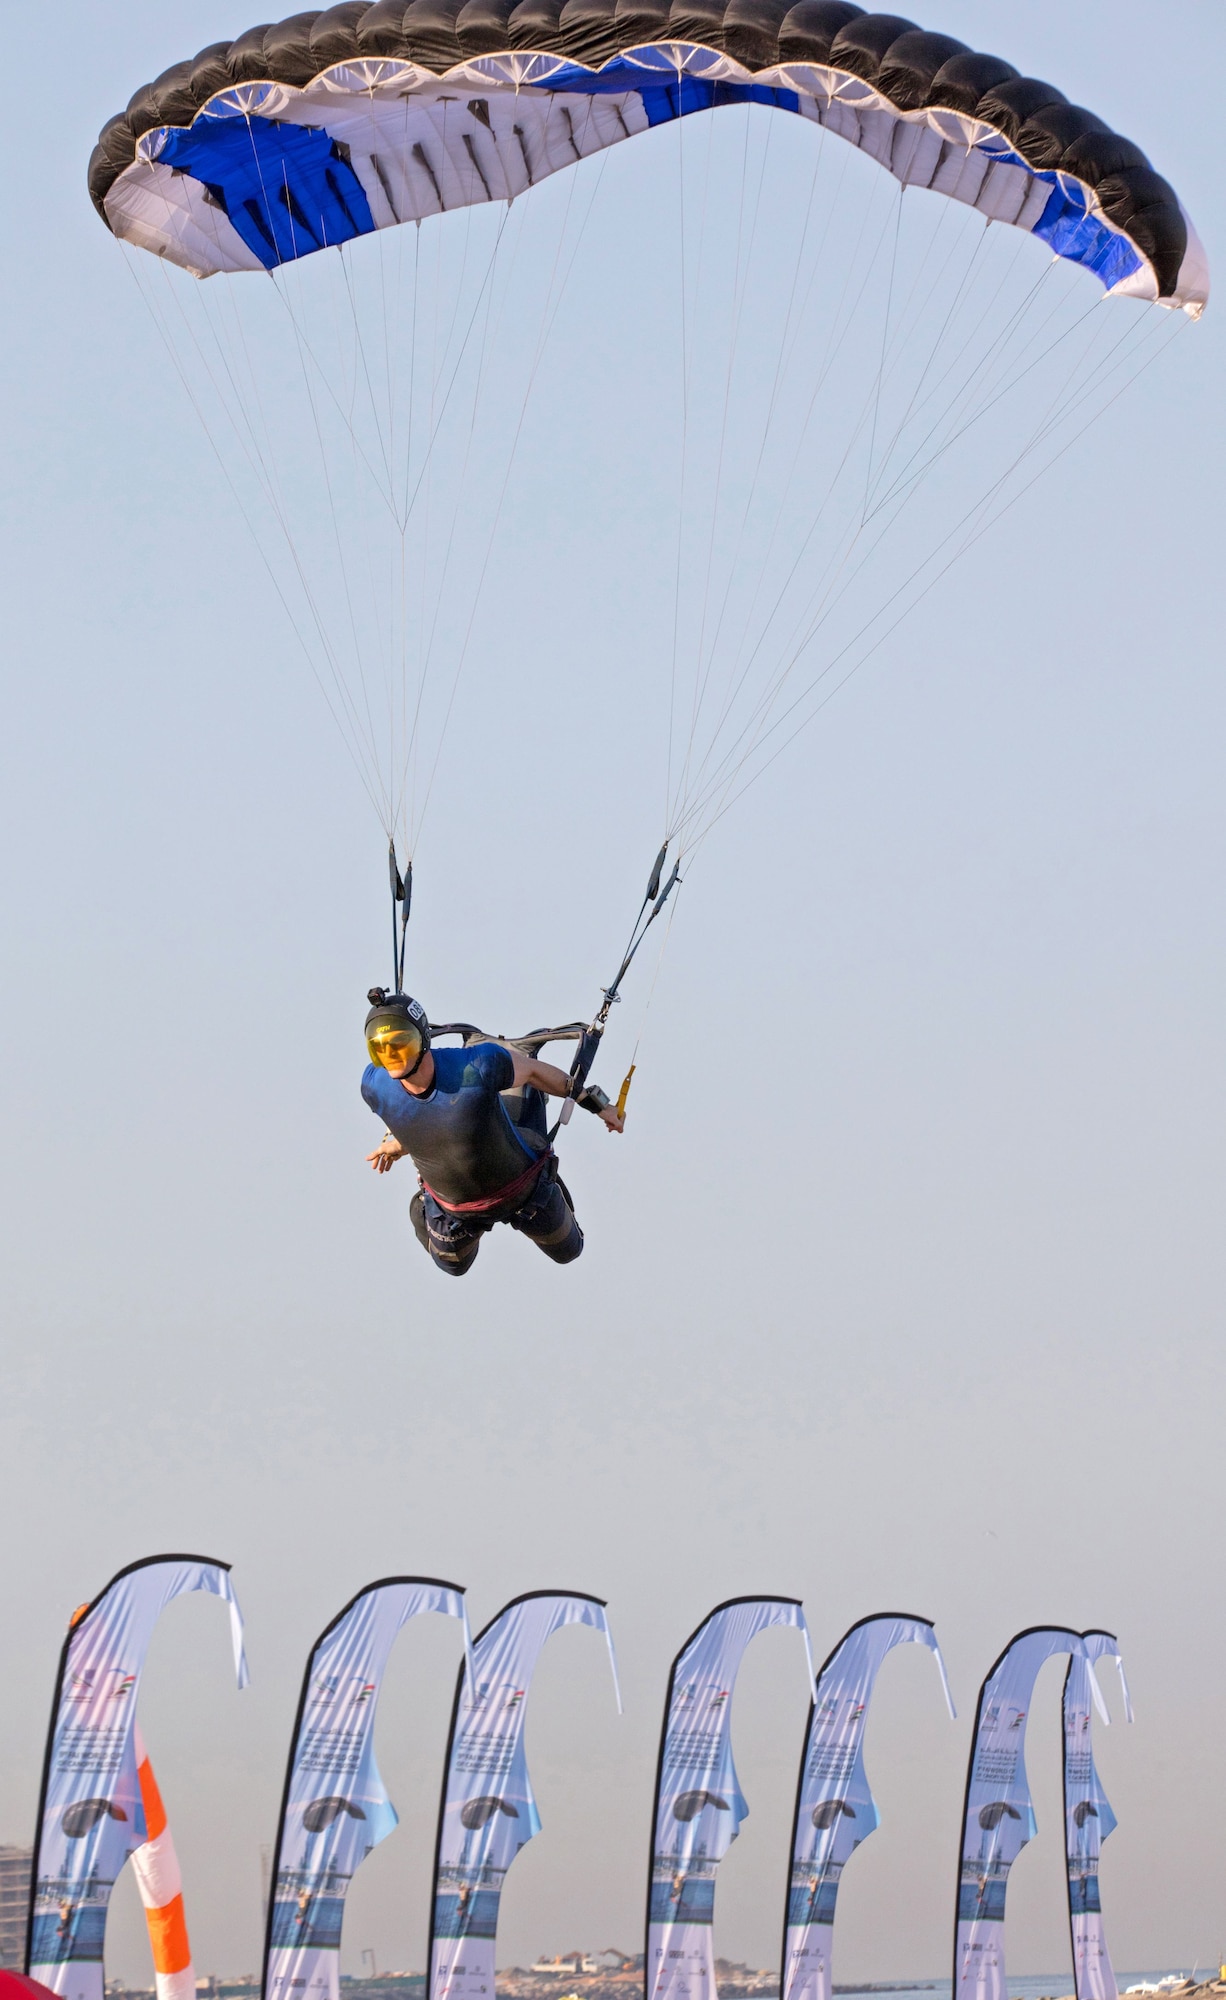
[[421, 1149, 552, 1216]]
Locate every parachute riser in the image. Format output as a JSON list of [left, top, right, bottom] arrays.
[[388, 842, 411, 993], [549, 845, 680, 1137]]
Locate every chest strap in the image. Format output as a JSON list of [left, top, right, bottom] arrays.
[[420, 1149, 551, 1216]]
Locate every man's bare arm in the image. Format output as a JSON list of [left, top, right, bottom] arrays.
[[507, 1047, 624, 1133], [508, 1048, 572, 1097]]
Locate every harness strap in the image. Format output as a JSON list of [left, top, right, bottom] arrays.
[[421, 1149, 552, 1216]]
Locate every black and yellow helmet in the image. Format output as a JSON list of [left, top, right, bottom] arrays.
[[364, 988, 431, 1076]]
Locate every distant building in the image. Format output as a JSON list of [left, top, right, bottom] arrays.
[[528, 1954, 639, 1980], [0, 1847, 32, 1970], [532, 1958, 603, 1978]]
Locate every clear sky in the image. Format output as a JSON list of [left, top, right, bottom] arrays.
[[0, 0, 1223, 1987]]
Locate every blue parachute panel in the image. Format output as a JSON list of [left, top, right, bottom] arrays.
[[1032, 179, 1145, 291], [540, 61, 798, 124], [157, 114, 375, 268]]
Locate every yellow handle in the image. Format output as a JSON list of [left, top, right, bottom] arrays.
[[616, 1064, 637, 1120]]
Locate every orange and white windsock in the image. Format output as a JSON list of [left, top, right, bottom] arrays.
[[131, 1726, 195, 2000]]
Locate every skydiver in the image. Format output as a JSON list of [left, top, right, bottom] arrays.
[[362, 990, 623, 1276]]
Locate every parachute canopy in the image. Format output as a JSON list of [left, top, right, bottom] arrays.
[[93, 2, 1207, 952], [92, 4, 1206, 313]]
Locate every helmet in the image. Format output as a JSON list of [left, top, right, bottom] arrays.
[[364, 988, 431, 1076]]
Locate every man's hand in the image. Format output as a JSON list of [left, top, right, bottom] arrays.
[[600, 1104, 625, 1134], [367, 1134, 404, 1173]]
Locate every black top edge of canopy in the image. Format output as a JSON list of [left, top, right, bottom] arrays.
[[87, 3, 1187, 295]]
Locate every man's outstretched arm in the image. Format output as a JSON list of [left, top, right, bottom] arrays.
[[508, 1047, 624, 1133]]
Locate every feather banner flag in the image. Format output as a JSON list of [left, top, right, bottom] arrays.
[[264, 1577, 473, 2000], [782, 1614, 955, 2000], [429, 1592, 621, 2000], [27, 1555, 248, 2000], [1065, 1633, 1132, 2000], [647, 1597, 815, 2000], [954, 1628, 1109, 2000]]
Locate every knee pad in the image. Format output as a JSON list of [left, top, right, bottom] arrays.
[[430, 1238, 481, 1276], [545, 1221, 584, 1265]]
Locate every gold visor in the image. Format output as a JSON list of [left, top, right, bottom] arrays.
[[366, 1020, 424, 1070]]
